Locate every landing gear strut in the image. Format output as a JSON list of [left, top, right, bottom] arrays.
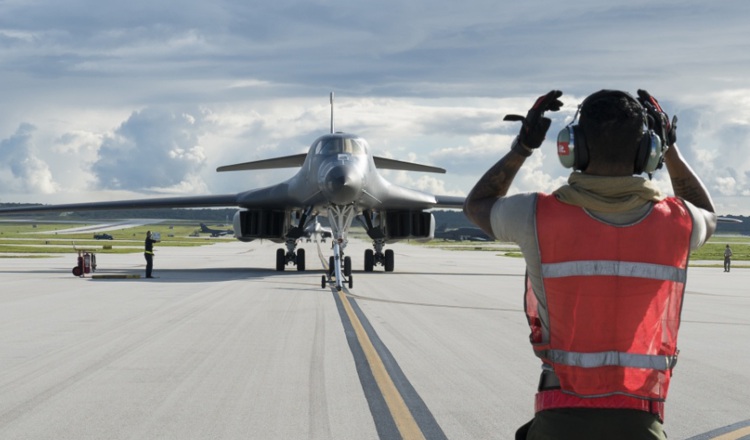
[[321, 204, 357, 291], [276, 208, 315, 272], [322, 240, 353, 290]]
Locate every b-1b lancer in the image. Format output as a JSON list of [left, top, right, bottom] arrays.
[[199, 223, 234, 237], [0, 94, 464, 290]]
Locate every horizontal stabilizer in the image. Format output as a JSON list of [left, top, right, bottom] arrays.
[[434, 195, 465, 207], [217, 153, 307, 172], [373, 156, 446, 174]]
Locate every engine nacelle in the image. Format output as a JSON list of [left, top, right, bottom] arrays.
[[233, 208, 291, 243], [382, 210, 435, 243]]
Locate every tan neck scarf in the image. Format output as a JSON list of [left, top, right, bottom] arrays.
[[552, 173, 664, 213]]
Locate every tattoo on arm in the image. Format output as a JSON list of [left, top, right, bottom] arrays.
[[670, 176, 714, 212], [464, 146, 528, 235], [469, 152, 526, 200]]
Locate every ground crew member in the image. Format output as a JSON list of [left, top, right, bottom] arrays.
[[464, 89, 716, 439], [144, 231, 156, 278], [724, 244, 733, 272]]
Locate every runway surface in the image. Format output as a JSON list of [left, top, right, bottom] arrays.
[[1, 239, 748, 439]]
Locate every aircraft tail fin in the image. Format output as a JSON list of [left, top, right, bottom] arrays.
[[330, 92, 335, 134], [217, 153, 307, 172]]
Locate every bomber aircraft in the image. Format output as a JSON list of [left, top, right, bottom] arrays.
[[435, 227, 492, 242], [199, 223, 234, 237], [303, 218, 332, 243], [0, 93, 465, 291]]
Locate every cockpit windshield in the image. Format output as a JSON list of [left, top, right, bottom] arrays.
[[314, 137, 367, 155]]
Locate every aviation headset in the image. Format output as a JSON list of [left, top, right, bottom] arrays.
[[556, 90, 664, 174]]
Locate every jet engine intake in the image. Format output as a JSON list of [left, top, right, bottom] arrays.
[[233, 208, 290, 243], [382, 210, 435, 242]]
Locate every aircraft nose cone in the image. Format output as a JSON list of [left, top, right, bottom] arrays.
[[321, 165, 363, 204]]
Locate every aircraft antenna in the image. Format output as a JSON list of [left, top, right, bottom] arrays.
[[330, 92, 334, 133]]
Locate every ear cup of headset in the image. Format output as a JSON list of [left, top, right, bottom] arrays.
[[557, 126, 576, 169], [635, 130, 663, 174], [557, 125, 589, 170]]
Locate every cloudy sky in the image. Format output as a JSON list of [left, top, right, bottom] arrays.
[[1, 0, 750, 214]]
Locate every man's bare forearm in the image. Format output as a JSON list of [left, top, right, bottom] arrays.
[[663, 144, 715, 213], [463, 141, 529, 236]]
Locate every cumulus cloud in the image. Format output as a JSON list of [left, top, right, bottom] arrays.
[[0, 123, 58, 194], [1, 0, 750, 215], [91, 107, 209, 193]]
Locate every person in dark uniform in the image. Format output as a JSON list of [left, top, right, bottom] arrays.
[[724, 244, 733, 272], [144, 231, 156, 278]]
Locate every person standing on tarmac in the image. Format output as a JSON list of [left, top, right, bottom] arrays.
[[724, 244, 733, 272], [144, 231, 156, 278], [464, 89, 716, 439]]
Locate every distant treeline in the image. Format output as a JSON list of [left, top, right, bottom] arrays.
[[715, 215, 750, 235], [4, 203, 744, 234]]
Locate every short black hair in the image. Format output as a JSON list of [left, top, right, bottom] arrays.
[[579, 91, 645, 170]]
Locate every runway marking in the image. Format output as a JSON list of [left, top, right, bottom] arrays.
[[685, 420, 750, 440], [334, 288, 424, 439], [331, 284, 447, 440], [713, 426, 750, 439], [318, 238, 444, 439]]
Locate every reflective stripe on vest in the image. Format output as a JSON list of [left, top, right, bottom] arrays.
[[528, 194, 693, 401], [542, 261, 687, 283], [536, 349, 678, 370]]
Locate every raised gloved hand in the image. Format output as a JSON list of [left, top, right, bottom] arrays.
[[637, 89, 677, 147], [504, 90, 563, 151]]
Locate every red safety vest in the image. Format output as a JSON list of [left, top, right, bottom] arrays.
[[527, 194, 693, 403]]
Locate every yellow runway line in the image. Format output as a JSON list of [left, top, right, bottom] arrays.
[[713, 426, 750, 440], [336, 290, 426, 440]]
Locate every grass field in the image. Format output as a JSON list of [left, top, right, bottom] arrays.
[[0, 221, 228, 256], [417, 233, 750, 267], [1, 220, 747, 268]]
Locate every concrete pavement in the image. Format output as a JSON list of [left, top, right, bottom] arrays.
[[0, 239, 748, 439]]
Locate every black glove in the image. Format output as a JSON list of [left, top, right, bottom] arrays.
[[504, 90, 563, 151], [637, 89, 677, 147]]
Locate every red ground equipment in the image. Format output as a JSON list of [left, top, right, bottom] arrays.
[[72, 250, 97, 277]]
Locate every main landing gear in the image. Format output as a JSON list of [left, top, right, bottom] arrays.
[[363, 239, 394, 272], [276, 208, 316, 272], [276, 238, 306, 271], [359, 210, 395, 273]]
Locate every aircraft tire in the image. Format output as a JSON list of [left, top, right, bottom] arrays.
[[297, 249, 306, 271], [276, 248, 285, 271], [72, 266, 83, 277], [364, 249, 374, 272], [348, 274, 353, 289], [344, 256, 352, 276], [384, 249, 394, 272], [329, 256, 335, 276], [321, 275, 327, 289]]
